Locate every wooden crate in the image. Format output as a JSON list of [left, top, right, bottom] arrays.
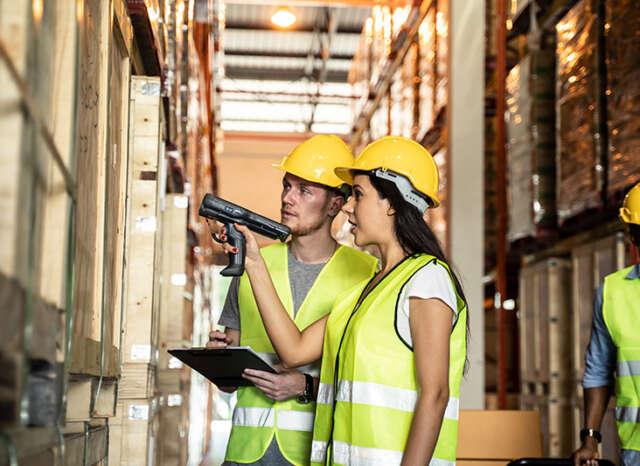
[[0, 0, 79, 427], [571, 232, 627, 380], [154, 392, 190, 466], [519, 258, 571, 390], [109, 397, 160, 466], [70, 0, 133, 378], [120, 76, 163, 399], [157, 194, 189, 390]]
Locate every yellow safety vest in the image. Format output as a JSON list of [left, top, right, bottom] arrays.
[[225, 243, 378, 465], [310, 254, 467, 466], [602, 265, 640, 451]]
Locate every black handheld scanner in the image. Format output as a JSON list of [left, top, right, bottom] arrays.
[[198, 194, 291, 276]]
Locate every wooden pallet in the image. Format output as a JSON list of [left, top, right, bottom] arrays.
[[519, 258, 572, 390]]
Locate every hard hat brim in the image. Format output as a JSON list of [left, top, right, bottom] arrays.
[[334, 167, 354, 185]]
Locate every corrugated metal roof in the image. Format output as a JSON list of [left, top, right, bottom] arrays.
[[221, 3, 370, 132]]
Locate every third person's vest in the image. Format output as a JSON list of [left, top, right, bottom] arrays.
[[603, 265, 640, 451]]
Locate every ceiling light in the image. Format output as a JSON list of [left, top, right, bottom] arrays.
[[271, 6, 296, 28]]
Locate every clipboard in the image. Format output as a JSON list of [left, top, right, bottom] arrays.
[[167, 346, 277, 387]]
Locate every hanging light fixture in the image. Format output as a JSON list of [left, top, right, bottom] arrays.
[[271, 6, 296, 28]]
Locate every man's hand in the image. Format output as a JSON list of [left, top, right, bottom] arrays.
[[206, 330, 231, 348], [572, 437, 599, 466], [242, 367, 306, 402]]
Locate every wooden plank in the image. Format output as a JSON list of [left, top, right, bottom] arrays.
[[519, 267, 535, 384], [68, 333, 119, 378], [114, 0, 133, 57], [571, 242, 595, 380], [548, 396, 572, 457], [119, 363, 155, 399], [547, 259, 571, 396], [119, 76, 162, 400], [71, 0, 111, 350], [158, 194, 188, 372], [65, 377, 92, 421], [104, 22, 131, 353], [0, 0, 30, 285], [0, 426, 60, 465], [35, 1, 76, 309], [155, 395, 190, 466], [63, 424, 108, 466]]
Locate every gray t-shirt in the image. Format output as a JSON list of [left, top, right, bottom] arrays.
[[218, 246, 327, 330], [219, 245, 328, 466]]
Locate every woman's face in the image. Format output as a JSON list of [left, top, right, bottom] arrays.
[[342, 173, 394, 248]]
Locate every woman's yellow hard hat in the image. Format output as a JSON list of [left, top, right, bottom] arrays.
[[620, 183, 640, 225], [335, 136, 440, 209], [272, 135, 354, 188]]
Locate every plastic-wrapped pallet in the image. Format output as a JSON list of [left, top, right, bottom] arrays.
[[556, 0, 601, 224], [506, 51, 556, 242], [424, 148, 448, 251], [605, 0, 640, 198]]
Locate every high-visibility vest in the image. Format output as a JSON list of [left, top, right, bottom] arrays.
[[225, 243, 378, 466], [310, 254, 467, 466], [602, 265, 640, 451]]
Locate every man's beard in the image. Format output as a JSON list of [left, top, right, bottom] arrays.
[[287, 217, 327, 237]]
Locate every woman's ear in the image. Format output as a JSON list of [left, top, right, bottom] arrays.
[[384, 199, 395, 216]]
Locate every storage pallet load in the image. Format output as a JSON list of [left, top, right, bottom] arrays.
[[109, 75, 164, 466], [519, 232, 631, 461]]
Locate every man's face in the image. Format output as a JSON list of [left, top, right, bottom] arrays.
[[280, 173, 342, 236]]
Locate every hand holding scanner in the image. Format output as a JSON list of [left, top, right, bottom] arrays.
[[198, 194, 290, 276]]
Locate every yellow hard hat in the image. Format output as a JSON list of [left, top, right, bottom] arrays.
[[335, 136, 440, 209], [620, 183, 640, 225], [272, 135, 354, 188]]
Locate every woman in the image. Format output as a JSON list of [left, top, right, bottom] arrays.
[[215, 136, 468, 466]]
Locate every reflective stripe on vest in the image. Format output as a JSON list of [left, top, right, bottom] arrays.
[[325, 379, 459, 420], [225, 243, 378, 466], [602, 265, 640, 451], [617, 360, 640, 378], [232, 407, 315, 431], [310, 440, 456, 466], [311, 254, 467, 466]]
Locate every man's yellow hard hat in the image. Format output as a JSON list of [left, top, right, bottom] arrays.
[[335, 136, 440, 209], [272, 135, 354, 188], [620, 182, 640, 225]]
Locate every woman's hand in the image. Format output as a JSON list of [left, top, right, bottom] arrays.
[[216, 223, 262, 272]]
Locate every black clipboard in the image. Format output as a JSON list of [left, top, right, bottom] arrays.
[[167, 347, 277, 387]]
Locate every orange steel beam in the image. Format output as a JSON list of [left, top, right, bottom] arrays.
[[496, 0, 508, 410]]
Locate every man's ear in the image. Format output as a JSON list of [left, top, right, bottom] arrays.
[[328, 194, 345, 217]]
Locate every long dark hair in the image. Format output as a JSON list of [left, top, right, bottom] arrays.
[[363, 171, 470, 364]]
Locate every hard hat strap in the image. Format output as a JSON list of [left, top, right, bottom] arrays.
[[373, 168, 430, 214]]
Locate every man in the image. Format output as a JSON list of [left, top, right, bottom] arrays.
[[208, 135, 378, 466], [572, 182, 640, 466]]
